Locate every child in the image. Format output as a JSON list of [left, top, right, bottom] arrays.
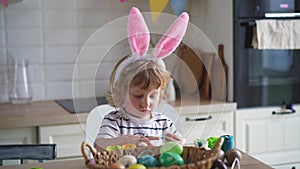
[[94, 7, 189, 151]]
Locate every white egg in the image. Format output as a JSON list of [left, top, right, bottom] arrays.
[[138, 142, 148, 147], [117, 155, 137, 166]]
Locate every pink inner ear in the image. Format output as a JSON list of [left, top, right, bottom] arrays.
[[153, 12, 189, 59], [128, 7, 150, 57]]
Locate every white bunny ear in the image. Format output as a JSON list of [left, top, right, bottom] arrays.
[[128, 7, 150, 57], [152, 12, 189, 59]]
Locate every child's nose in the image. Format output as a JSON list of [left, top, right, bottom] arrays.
[[141, 97, 151, 107]]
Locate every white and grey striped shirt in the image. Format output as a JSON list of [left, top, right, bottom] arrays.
[[96, 109, 180, 146]]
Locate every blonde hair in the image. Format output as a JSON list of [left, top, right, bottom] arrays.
[[106, 56, 171, 107]]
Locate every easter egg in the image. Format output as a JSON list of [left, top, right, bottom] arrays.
[[122, 144, 136, 149], [159, 152, 184, 167], [137, 155, 158, 167], [211, 159, 228, 169], [160, 141, 183, 155], [225, 148, 242, 165], [109, 163, 126, 169], [138, 142, 148, 147], [106, 145, 122, 151], [128, 164, 146, 169], [117, 155, 137, 166], [218, 150, 225, 161]]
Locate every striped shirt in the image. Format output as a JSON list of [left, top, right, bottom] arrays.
[[96, 109, 180, 146]]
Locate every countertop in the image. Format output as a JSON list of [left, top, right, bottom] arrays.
[[0, 101, 88, 129], [0, 97, 237, 129], [0, 150, 272, 169]]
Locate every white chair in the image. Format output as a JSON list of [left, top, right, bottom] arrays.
[[85, 104, 117, 146], [85, 103, 180, 146]]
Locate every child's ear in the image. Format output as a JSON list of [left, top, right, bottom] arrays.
[[152, 12, 189, 59], [128, 7, 150, 57]]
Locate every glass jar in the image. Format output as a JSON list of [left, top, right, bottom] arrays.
[[8, 56, 33, 104]]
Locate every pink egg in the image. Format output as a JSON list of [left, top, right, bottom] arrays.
[[109, 163, 126, 169]]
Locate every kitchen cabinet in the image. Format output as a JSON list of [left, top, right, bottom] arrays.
[[177, 106, 234, 145], [0, 127, 37, 144], [0, 127, 37, 165], [0, 124, 86, 164], [235, 105, 300, 168], [0, 101, 89, 164], [39, 124, 86, 159]]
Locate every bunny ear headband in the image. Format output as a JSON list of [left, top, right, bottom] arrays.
[[114, 7, 189, 86]]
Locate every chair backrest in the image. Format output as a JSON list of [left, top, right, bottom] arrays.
[[85, 103, 180, 146], [0, 144, 56, 166], [85, 104, 117, 146]]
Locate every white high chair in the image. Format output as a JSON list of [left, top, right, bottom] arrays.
[[84, 103, 180, 146]]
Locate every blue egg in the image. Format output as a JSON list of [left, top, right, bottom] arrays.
[[137, 155, 158, 167]]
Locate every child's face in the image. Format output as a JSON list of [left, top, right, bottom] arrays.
[[124, 85, 161, 120]]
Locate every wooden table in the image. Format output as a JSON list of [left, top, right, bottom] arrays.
[[0, 151, 272, 169]]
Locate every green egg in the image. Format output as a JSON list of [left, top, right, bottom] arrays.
[[160, 141, 183, 154], [159, 152, 184, 167]]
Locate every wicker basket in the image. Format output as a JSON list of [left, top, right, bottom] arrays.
[[81, 137, 224, 169]]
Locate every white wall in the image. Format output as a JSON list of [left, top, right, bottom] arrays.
[[190, 0, 233, 101], [0, 0, 170, 102], [0, 0, 233, 102]]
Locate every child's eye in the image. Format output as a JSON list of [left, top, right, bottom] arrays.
[[133, 94, 143, 98], [150, 94, 159, 98]]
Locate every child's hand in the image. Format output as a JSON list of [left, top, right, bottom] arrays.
[[164, 133, 186, 145], [119, 135, 159, 146]]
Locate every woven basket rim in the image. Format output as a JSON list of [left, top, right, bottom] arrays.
[[81, 137, 224, 169]]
